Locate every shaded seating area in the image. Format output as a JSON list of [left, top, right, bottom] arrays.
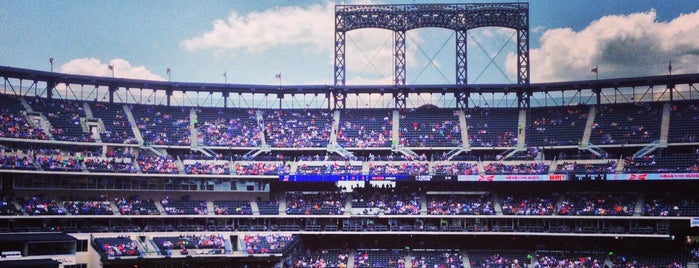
[[558, 192, 636, 216], [399, 108, 461, 147], [466, 107, 518, 147], [91, 102, 137, 144], [132, 104, 190, 145], [668, 101, 699, 143], [263, 109, 333, 148], [0, 95, 49, 140], [213, 200, 252, 215], [197, 107, 261, 147], [590, 102, 662, 145], [94, 236, 141, 257], [354, 249, 405, 267], [285, 191, 346, 215], [427, 193, 495, 215], [28, 98, 94, 142], [525, 105, 588, 146], [337, 109, 393, 148]]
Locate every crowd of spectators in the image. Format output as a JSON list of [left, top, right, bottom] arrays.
[[29, 98, 94, 142], [591, 103, 661, 145], [233, 162, 288, 175], [137, 155, 179, 174], [96, 236, 141, 257], [22, 195, 66, 215], [292, 249, 349, 268], [0, 148, 36, 170], [433, 162, 479, 175], [337, 110, 393, 148], [369, 162, 429, 175], [355, 249, 405, 267], [184, 160, 230, 175], [0, 110, 49, 140], [134, 105, 190, 145], [92, 102, 138, 144], [483, 162, 550, 175], [641, 192, 698, 217], [410, 250, 462, 268], [115, 196, 159, 215], [466, 108, 519, 147], [286, 191, 346, 215], [501, 195, 555, 215], [554, 161, 617, 174], [35, 149, 82, 172], [470, 252, 526, 268], [85, 157, 137, 173], [399, 108, 461, 147], [558, 193, 636, 216], [533, 253, 603, 268], [65, 199, 113, 215], [669, 102, 699, 143], [198, 108, 261, 147], [243, 234, 296, 254], [264, 109, 333, 148], [427, 194, 495, 215], [526, 106, 588, 146], [160, 196, 207, 215], [296, 161, 363, 175], [213, 201, 252, 215], [352, 185, 421, 215]]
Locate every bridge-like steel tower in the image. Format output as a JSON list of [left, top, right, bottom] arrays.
[[334, 3, 530, 109]]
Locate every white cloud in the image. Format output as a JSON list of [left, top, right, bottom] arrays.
[[59, 58, 165, 81], [507, 8, 699, 83], [182, 2, 335, 53]]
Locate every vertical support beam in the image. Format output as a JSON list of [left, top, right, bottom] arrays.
[[517, 87, 530, 109], [593, 86, 601, 107], [394, 30, 406, 86], [46, 79, 56, 100], [455, 89, 469, 109], [334, 30, 346, 86], [222, 92, 229, 108], [455, 30, 468, 86], [166, 88, 173, 107], [394, 89, 407, 110], [108, 84, 117, 104], [516, 28, 529, 86], [332, 89, 346, 110]]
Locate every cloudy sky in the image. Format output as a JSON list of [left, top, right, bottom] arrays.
[[1, 0, 698, 86]]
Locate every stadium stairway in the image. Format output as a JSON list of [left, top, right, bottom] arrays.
[[153, 200, 166, 214], [462, 250, 471, 268], [278, 196, 287, 215], [633, 193, 644, 216], [492, 192, 503, 215], [517, 109, 527, 148], [250, 200, 260, 215], [123, 104, 144, 144], [458, 110, 470, 149], [347, 249, 356, 268], [580, 106, 597, 147], [189, 108, 198, 147], [659, 102, 671, 144], [392, 110, 400, 147], [110, 201, 121, 215], [207, 201, 215, 215]]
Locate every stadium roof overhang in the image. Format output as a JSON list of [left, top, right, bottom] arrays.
[[1, 65, 697, 96]]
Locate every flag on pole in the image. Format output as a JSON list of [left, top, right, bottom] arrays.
[[223, 71, 227, 78], [49, 58, 54, 64], [668, 60, 672, 75], [275, 73, 281, 79], [591, 67, 598, 73], [167, 68, 171, 74], [108, 65, 114, 71]]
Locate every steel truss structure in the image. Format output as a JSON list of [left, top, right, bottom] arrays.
[[334, 3, 530, 109], [2, 66, 699, 110]]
